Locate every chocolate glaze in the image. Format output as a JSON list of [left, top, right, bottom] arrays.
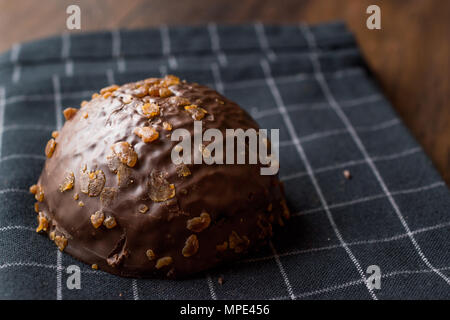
[[33, 76, 289, 278]]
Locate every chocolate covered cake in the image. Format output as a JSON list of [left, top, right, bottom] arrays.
[[29, 75, 290, 278]]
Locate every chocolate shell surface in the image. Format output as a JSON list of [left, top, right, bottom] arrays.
[[31, 76, 289, 278]]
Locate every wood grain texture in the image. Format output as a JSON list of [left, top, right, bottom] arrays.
[[0, 0, 449, 184]]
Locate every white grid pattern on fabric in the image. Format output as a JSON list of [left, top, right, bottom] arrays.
[[250, 93, 382, 120], [159, 25, 178, 69], [272, 266, 450, 300], [207, 23, 228, 67], [243, 219, 450, 264], [0, 225, 35, 232], [106, 69, 115, 86], [0, 124, 59, 133], [269, 241, 296, 299], [159, 65, 168, 77], [277, 118, 401, 147], [260, 59, 378, 299], [294, 181, 446, 217], [254, 22, 277, 62], [52, 75, 63, 130], [210, 63, 224, 94], [61, 33, 74, 77], [207, 274, 218, 300], [299, 23, 450, 286], [280, 146, 421, 182], [1, 253, 447, 300], [10, 43, 21, 84], [132, 279, 139, 300], [0, 154, 47, 162], [112, 30, 126, 73]]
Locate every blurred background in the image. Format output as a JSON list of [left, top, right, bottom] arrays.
[[0, 0, 448, 183]]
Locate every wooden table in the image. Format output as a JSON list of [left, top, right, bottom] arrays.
[[0, 0, 449, 184]]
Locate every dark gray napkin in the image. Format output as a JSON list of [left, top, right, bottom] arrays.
[[0, 22, 448, 300]]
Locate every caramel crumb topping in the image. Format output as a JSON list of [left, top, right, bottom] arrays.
[[29, 184, 38, 194], [79, 168, 105, 197], [59, 171, 75, 192], [131, 85, 149, 98], [100, 85, 119, 95], [54, 235, 68, 251], [34, 202, 39, 213], [103, 216, 117, 229], [100, 187, 117, 207], [73, 193, 79, 200], [146, 249, 156, 261], [138, 204, 149, 214], [144, 77, 161, 85], [229, 231, 250, 253], [148, 86, 160, 97], [184, 105, 207, 120], [155, 256, 173, 269], [107, 154, 134, 187], [82, 111, 88, 119], [134, 126, 159, 143], [182, 234, 199, 257], [159, 87, 173, 98], [110, 141, 138, 167], [122, 94, 133, 104], [168, 96, 191, 108], [81, 100, 88, 107], [162, 121, 173, 131], [148, 170, 176, 202], [78, 201, 85, 207], [162, 75, 180, 86], [92, 93, 100, 99], [51, 130, 59, 138], [63, 107, 78, 120], [49, 231, 56, 241], [186, 212, 211, 233], [36, 212, 48, 233], [102, 91, 112, 99], [90, 211, 105, 229], [45, 139, 57, 158], [91, 264, 98, 270], [176, 164, 191, 177], [216, 241, 228, 252], [141, 103, 160, 118], [34, 185, 44, 202]]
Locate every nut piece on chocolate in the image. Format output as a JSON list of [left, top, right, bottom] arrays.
[[30, 75, 289, 278]]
